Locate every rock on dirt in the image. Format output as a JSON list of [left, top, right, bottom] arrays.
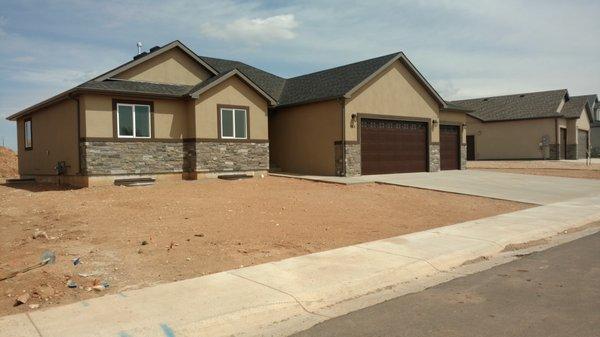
[[14, 293, 30, 306]]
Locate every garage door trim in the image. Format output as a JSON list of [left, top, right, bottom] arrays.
[[357, 113, 432, 173]]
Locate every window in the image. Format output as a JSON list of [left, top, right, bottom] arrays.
[[117, 103, 151, 138], [220, 107, 247, 139], [24, 118, 32, 150]]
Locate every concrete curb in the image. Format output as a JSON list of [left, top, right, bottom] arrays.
[[2, 195, 600, 337]]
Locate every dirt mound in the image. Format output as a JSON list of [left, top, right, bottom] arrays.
[[0, 146, 18, 178]]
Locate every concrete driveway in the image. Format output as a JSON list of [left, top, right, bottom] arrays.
[[274, 170, 600, 205]]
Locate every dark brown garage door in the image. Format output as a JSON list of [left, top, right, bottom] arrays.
[[578, 129, 589, 159], [360, 118, 428, 175], [440, 125, 460, 170]]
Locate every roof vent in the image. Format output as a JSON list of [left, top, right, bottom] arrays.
[[483, 98, 489, 101], [519, 94, 525, 97], [133, 51, 148, 60], [149, 46, 160, 53]]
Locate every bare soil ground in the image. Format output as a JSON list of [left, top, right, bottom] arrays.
[[0, 177, 529, 316], [0, 147, 18, 178], [468, 160, 600, 180]]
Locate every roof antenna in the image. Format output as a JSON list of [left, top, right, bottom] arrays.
[[137, 42, 143, 55]]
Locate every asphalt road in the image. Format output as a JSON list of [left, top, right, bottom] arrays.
[[292, 232, 600, 337]]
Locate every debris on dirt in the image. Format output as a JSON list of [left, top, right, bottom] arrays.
[[14, 293, 30, 306], [28, 304, 40, 309], [72, 257, 81, 266], [91, 280, 109, 291], [66, 280, 77, 288], [194, 234, 204, 238], [78, 272, 100, 278], [0, 251, 56, 282], [32, 229, 49, 240], [517, 269, 529, 273], [186, 257, 191, 261], [141, 240, 149, 246], [461, 255, 490, 266], [167, 241, 178, 251], [34, 284, 54, 298]]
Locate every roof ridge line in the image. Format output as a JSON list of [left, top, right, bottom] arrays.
[[286, 52, 402, 80], [452, 88, 567, 102]]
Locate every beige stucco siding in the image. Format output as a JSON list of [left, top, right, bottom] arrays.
[[576, 109, 591, 131], [269, 100, 342, 175], [466, 116, 556, 159], [114, 48, 212, 85], [345, 60, 440, 142], [17, 99, 79, 176], [193, 76, 268, 139], [440, 110, 467, 143], [80, 94, 190, 139]]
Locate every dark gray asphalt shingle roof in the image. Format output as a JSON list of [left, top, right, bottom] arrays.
[[199, 56, 286, 100], [78, 80, 193, 96], [276, 53, 400, 107], [451, 89, 568, 122], [561, 96, 589, 118], [572, 94, 598, 111]]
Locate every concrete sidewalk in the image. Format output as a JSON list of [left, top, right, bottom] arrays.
[[3, 195, 600, 337]]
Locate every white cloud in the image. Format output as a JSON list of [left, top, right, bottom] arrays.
[[13, 55, 35, 63], [201, 14, 298, 44], [12, 69, 99, 85]]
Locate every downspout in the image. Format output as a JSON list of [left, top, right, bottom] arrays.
[[339, 98, 346, 176], [68, 94, 82, 175]]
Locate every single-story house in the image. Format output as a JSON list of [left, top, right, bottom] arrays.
[[452, 90, 593, 160], [7, 40, 468, 187]]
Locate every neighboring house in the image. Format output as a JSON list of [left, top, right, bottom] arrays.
[[453, 90, 592, 160], [583, 94, 600, 156], [7, 40, 468, 187]]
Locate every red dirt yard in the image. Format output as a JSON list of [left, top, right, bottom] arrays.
[[0, 177, 529, 316]]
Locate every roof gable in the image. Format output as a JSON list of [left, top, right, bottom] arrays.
[[91, 41, 218, 83], [189, 69, 276, 105], [275, 52, 446, 108]]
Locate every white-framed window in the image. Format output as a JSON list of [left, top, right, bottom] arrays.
[[117, 103, 151, 138], [220, 107, 247, 139], [24, 118, 32, 149]]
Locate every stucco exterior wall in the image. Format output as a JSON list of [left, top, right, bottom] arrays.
[[345, 60, 440, 142], [466, 116, 556, 160], [17, 99, 79, 176], [269, 100, 342, 175], [193, 76, 268, 140], [114, 48, 212, 85], [80, 94, 189, 139]]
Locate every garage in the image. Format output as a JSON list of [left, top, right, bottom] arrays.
[[360, 118, 428, 175], [578, 129, 589, 159], [440, 125, 460, 170]]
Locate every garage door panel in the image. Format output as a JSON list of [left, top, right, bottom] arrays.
[[440, 125, 460, 170], [361, 119, 428, 175]]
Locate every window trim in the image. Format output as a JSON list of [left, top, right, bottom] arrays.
[[113, 100, 154, 139], [218, 105, 249, 140], [24, 117, 33, 150]]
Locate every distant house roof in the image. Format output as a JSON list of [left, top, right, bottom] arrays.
[[7, 40, 449, 120], [451, 89, 572, 122]]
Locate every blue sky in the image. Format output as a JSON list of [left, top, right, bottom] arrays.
[[1, 0, 599, 151]]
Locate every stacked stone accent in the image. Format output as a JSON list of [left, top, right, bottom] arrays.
[[81, 141, 187, 175], [81, 140, 269, 176], [566, 144, 577, 159], [429, 144, 440, 172], [335, 142, 361, 176], [193, 141, 269, 172], [460, 144, 467, 170]]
